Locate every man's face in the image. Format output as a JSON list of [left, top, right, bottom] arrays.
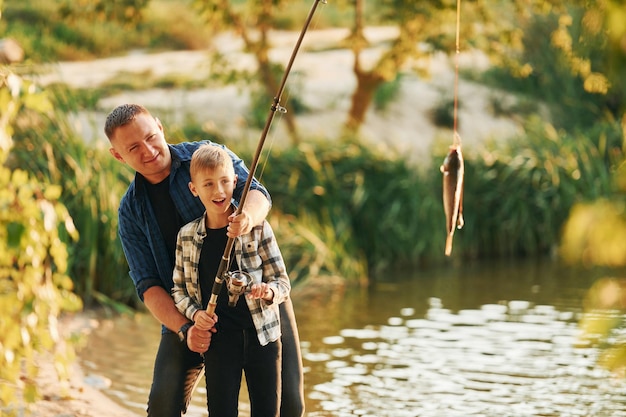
[[108, 113, 172, 184]]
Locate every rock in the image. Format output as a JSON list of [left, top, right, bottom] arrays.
[[0, 38, 25, 64]]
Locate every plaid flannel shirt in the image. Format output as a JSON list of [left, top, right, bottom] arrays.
[[171, 216, 290, 346]]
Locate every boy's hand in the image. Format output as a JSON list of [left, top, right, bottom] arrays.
[[247, 283, 274, 301], [193, 310, 218, 331], [227, 189, 270, 237]]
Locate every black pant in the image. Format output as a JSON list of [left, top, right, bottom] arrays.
[[277, 298, 305, 417], [147, 298, 305, 417], [205, 327, 280, 416]]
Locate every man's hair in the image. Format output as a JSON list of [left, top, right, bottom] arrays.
[[104, 104, 150, 140], [190, 144, 234, 181]]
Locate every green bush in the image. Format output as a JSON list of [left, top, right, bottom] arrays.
[[0, 70, 82, 414], [254, 118, 623, 276], [8, 87, 136, 308], [1, 0, 214, 62]]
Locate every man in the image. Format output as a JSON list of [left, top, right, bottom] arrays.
[[105, 104, 304, 417]]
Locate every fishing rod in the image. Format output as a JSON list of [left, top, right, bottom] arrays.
[[205, 0, 326, 317]]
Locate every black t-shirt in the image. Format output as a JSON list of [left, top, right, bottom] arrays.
[[199, 226, 254, 330], [144, 176, 184, 262]]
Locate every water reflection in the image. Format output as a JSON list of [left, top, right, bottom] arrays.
[[303, 298, 626, 416], [79, 259, 626, 416]]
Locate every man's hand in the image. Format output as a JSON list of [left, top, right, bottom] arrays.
[[227, 210, 252, 237], [227, 189, 270, 237], [187, 311, 217, 354], [186, 325, 212, 354]]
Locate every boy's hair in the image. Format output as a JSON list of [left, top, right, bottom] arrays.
[[104, 104, 150, 140], [190, 144, 234, 181]]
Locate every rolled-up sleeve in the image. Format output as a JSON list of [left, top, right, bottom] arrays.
[[118, 196, 164, 301]]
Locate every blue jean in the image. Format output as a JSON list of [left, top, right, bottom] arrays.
[[146, 298, 304, 417], [147, 332, 204, 416], [205, 327, 281, 417]]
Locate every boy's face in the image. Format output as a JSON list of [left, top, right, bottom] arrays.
[[189, 165, 237, 221], [108, 113, 172, 184]]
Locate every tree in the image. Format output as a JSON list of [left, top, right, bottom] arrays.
[[343, 0, 435, 134], [193, 0, 303, 144], [479, 0, 625, 130]]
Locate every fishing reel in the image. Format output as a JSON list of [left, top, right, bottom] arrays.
[[224, 270, 253, 307]]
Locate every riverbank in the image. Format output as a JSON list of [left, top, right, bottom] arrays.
[[26, 275, 345, 417], [21, 312, 140, 417], [28, 358, 140, 417]]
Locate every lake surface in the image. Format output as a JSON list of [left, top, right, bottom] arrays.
[[79, 258, 626, 416]]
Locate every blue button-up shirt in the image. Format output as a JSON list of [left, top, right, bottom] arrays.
[[117, 141, 271, 303]]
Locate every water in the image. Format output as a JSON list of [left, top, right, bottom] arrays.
[[79, 258, 626, 416]]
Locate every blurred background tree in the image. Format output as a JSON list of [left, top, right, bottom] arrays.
[[482, 0, 626, 131]]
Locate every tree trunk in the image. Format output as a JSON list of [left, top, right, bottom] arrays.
[[344, 72, 383, 135], [222, 0, 300, 145]]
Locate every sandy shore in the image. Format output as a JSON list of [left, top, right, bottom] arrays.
[[11, 312, 140, 417], [28, 360, 141, 417]]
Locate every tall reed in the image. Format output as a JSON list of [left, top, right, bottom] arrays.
[[258, 120, 622, 278], [8, 102, 136, 308]]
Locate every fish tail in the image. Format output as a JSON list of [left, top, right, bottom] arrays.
[[445, 233, 454, 256]]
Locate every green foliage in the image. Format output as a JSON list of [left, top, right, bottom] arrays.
[[269, 211, 368, 285], [0, 164, 83, 412], [482, 2, 625, 131], [462, 118, 622, 258], [45, 83, 105, 111], [1, 0, 213, 62], [430, 96, 457, 129], [559, 117, 626, 267], [7, 87, 137, 308], [57, 0, 150, 25], [0, 70, 82, 412], [256, 140, 440, 276], [247, 69, 309, 130]]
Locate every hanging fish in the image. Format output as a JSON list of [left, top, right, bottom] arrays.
[[440, 144, 464, 256]]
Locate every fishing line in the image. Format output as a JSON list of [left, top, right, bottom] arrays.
[[452, 0, 462, 147]]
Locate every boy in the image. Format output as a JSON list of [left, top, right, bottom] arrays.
[[172, 144, 291, 417]]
